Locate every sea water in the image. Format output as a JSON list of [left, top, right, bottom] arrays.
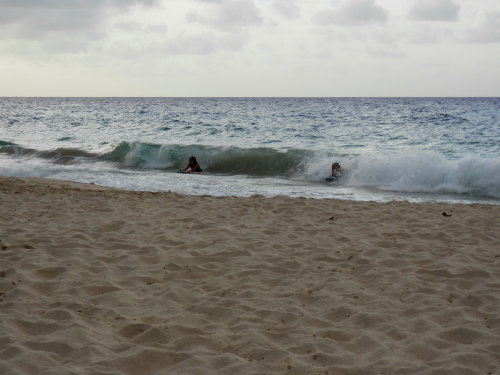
[[1, 97, 499, 204]]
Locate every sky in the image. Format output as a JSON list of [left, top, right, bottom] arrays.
[[0, 0, 499, 97]]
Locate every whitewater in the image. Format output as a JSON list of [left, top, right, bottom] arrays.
[[1, 97, 499, 204]]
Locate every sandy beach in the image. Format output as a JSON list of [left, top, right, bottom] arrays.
[[1, 176, 499, 375]]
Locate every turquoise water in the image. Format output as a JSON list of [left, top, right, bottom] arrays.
[[1, 97, 499, 203]]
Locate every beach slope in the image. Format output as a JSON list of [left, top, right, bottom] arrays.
[[1, 177, 499, 375]]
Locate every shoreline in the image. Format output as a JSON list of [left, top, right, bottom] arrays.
[[2, 174, 499, 206], [1, 176, 499, 375]]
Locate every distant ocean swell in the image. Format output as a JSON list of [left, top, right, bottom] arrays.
[[1, 140, 500, 199]]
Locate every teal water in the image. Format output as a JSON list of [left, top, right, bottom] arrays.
[[1, 97, 499, 203]]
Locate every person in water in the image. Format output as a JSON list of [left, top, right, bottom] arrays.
[[331, 162, 342, 179], [180, 156, 203, 173]]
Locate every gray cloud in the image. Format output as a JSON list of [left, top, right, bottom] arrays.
[[187, 0, 262, 31], [315, 0, 387, 26], [175, 0, 263, 56], [409, 0, 460, 22], [271, 0, 301, 19], [0, 0, 160, 51]]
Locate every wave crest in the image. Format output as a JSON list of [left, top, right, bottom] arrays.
[[2, 140, 499, 199], [102, 142, 313, 176], [343, 150, 500, 199]]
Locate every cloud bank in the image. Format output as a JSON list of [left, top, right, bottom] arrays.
[[187, 0, 262, 31], [315, 0, 388, 26], [0, 0, 160, 52], [409, 0, 460, 22], [0, 0, 498, 96]]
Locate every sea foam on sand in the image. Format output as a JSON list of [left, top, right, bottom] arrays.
[[1, 177, 499, 375]]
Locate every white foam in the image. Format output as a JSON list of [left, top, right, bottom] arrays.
[[343, 150, 500, 198]]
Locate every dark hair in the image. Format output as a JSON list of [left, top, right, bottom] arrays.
[[189, 156, 197, 163]]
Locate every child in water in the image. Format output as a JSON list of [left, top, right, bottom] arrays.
[[331, 162, 342, 179], [180, 156, 203, 173]]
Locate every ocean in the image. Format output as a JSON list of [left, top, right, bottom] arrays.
[[1, 97, 499, 204]]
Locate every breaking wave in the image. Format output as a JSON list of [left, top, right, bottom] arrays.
[[101, 142, 313, 176], [2, 140, 499, 199]]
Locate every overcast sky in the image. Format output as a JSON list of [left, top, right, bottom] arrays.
[[1, 0, 499, 96]]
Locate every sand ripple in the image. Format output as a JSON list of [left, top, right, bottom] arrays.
[[1, 177, 499, 374]]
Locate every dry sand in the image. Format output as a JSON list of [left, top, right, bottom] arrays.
[[1, 176, 499, 375]]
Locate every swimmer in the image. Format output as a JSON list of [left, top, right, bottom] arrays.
[[180, 156, 203, 173], [331, 162, 342, 179]]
